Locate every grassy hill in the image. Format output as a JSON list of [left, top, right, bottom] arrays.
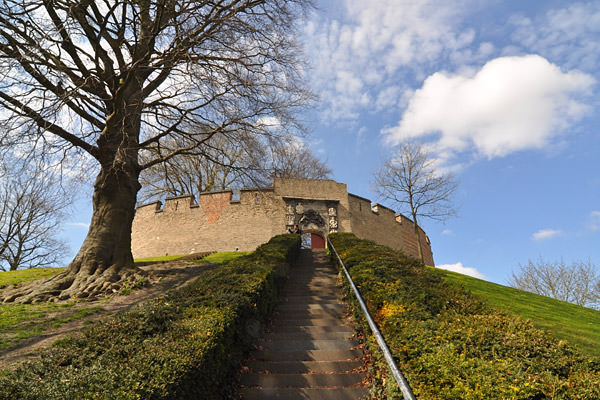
[[433, 267, 600, 357]]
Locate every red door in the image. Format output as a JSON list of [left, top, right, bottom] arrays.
[[311, 233, 325, 249]]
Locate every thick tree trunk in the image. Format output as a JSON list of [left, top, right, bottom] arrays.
[[57, 162, 143, 298], [412, 213, 424, 264], [3, 164, 144, 303], [4, 91, 146, 303]]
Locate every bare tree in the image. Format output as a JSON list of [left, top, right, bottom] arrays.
[[509, 258, 600, 309], [269, 139, 332, 180], [0, 0, 313, 302], [138, 135, 331, 202], [372, 141, 457, 263], [138, 131, 267, 202], [0, 162, 70, 271]]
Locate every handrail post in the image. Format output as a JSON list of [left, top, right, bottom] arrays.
[[328, 238, 417, 400]]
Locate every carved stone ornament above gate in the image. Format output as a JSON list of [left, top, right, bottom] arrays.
[[286, 214, 295, 225], [299, 209, 325, 227], [329, 216, 338, 229]]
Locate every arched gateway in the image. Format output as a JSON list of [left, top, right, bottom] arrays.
[[300, 232, 326, 249], [131, 178, 435, 265]]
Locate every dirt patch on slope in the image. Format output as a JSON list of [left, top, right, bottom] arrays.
[[0, 261, 213, 369]]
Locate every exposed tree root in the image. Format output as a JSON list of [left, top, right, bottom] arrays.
[[2, 266, 147, 304]]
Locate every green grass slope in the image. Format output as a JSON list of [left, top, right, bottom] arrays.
[[433, 267, 600, 357], [0, 268, 102, 350], [0, 268, 65, 290]]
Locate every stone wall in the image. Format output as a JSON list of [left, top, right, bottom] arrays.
[[131, 189, 285, 257], [131, 178, 435, 265], [347, 194, 434, 265]]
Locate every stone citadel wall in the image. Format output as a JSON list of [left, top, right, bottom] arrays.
[[131, 178, 435, 265]]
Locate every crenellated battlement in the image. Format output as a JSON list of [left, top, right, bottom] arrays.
[[131, 178, 434, 265]]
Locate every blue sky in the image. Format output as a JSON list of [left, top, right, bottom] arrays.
[[64, 0, 600, 285], [299, 0, 600, 283]]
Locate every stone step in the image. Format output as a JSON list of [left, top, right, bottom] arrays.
[[268, 325, 354, 334], [250, 349, 363, 362], [281, 290, 341, 296], [274, 307, 346, 314], [289, 271, 336, 275], [257, 339, 359, 351], [263, 331, 354, 341], [284, 285, 341, 291], [287, 272, 336, 276], [244, 360, 363, 374], [281, 295, 342, 304], [277, 303, 346, 311], [272, 311, 346, 320], [239, 387, 369, 400], [286, 277, 339, 282], [271, 317, 350, 326], [240, 372, 367, 388], [284, 277, 337, 281], [284, 286, 340, 292], [290, 270, 336, 273], [284, 290, 340, 294], [279, 301, 343, 308], [283, 283, 338, 288], [237, 249, 368, 398]]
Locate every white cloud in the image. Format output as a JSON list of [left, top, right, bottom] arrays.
[[304, 0, 475, 121], [437, 262, 487, 279], [509, 2, 600, 71], [442, 229, 453, 235], [304, 1, 600, 128], [532, 228, 562, 241], [375, 85, 403, 111], [384, 55, 595, 163]]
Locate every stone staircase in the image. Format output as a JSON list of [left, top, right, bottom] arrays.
[[238, 249, 369, 399]]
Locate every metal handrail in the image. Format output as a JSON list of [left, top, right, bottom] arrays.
[[328, 238, 417, 400]]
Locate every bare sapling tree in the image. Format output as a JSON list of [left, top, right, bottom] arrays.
[[0, 162, 70, 271], [0, 0, 313, 302], [372, 141, 457, 263], [509, 258, 600, 309]]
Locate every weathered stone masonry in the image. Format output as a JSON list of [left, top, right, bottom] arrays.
[[131, 178, 435, 265]]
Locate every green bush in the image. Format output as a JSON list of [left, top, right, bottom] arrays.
[[329, 232, 600, 399], [0, 234, 300, 400]]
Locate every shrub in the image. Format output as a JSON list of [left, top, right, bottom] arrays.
[[329, 232, 600, 399], [0, 234, 300, 400]]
